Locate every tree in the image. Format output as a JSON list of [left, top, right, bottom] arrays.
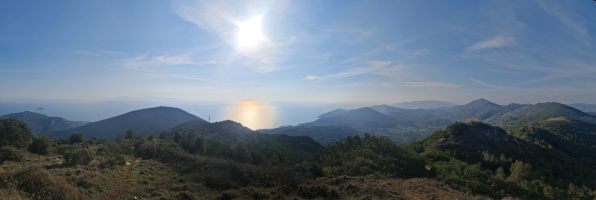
[[29, 135, 52, 155], [125, 129, 136, 139], [0, 118, 32, 148], [494, 167, 506, 180], [508, 160, 532, 183], [68, 133, 84, 144], [62, 148, 94, 165]]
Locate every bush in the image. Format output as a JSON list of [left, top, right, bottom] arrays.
[[103, 154, 127, 167], [0, 118, 32, 148], [68, 133, 84, 144], [62, 148, 94, 166], [28, 135, 52, 155], [320, 134, 427, 177], [125, 129, 136, 139], [0, 168, 82, 200], [0, 146, 25, 163]]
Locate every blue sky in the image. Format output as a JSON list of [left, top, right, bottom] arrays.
[[1, 0, 596, 105]]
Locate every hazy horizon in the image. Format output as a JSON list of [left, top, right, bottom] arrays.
[[1, 97, 594, 130]]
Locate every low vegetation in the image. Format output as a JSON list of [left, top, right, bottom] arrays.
[[2, 117, 596, 199]]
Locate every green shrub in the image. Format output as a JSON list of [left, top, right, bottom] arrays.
[[62, 148, 94, 166], [103, 154, 127, 166], [0, 146, 25, 163], [28, 135, 52, 155], [320, 134, 427, 177], [0, 168, 82, 200], [68, 133, 84, 144], [0, 118, 32, 148], [125, 129, 136, 139]]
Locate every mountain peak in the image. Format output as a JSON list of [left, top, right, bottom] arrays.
[[2, 111, 49, 120], [467, 98, 498, 106], [2, 111, 87, 133], [50, 106, 202, 139]]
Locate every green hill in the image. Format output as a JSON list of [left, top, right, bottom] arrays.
[[1, 111, 88, 134], [259, 125, 360, 145], [414, 121, 596, 199], [161, 120, 323, 164], [50, 106, 203, 139], [488, 102, 594, 127]]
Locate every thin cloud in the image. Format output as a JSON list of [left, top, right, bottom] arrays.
[[467, 35, 515, 51], [538, 1, 590, 45], [116, 54, 210, 69], [175, 0, 287, 72], [523, 60, 596, 85], [303, 61, 399, 81], [403, 81, 461, 89], [470, 79, 512, 89]]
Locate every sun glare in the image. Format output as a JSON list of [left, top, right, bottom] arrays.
[[227, 100, 275, 130], [235, 16, 265, 51]]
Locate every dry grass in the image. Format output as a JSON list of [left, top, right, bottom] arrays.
[[1, 144, 491, 200]]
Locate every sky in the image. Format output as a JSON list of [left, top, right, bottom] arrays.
[[1, 0, 596, 120]]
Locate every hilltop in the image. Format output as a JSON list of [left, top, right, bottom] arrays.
[[50, 106, 203, 139], [1, 111, 88, 133]]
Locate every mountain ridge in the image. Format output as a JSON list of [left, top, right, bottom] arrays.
[[1, 111, 88, 133], [50, 106, 203, 139], [267, 99, 595, 144]]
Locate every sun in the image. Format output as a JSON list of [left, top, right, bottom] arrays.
[[235, 16, 265, 51]]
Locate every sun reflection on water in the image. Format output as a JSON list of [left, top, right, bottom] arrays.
[[227, 100, 276, 130]]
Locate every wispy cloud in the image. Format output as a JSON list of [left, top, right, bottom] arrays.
[[403, 81, 461, 89], [303, 61, 400, 81], [116, 54, 205, 69], [523, 60, 596, 84], [322, 27, 376, 45], [538, 1, 590, 45], [67, 48, 127, 57], [175, 0, 290, 72], [470, 79, 512, 89], [467, 35, 515, 51], [115, 53, 227, 70]]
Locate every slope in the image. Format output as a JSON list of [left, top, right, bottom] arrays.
[[1, 111, 88, 133], [50, 106, 203, 139], [161, 120, 323, 164]]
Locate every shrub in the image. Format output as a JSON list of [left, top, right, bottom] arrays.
[[125, 129, 136, 139], [320, 134, 427, 177], [103, 154, 127, 167], [0, 146, 25, 163], [28, 135, 52, 155], [0, 118, 32, 148], [68, 133, 84, 144], [0, 188, 28, 200], [62, 148, 94, 166], [0, 168, 82, 200]]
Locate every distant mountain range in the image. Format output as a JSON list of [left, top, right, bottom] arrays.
[[568, 103, 596, 113], [393, 100, 458, 109], [0, 111, 88, 133], [49, 106, 204, 139], [266, 98, 596, 144], [5, 100, 595, 145]]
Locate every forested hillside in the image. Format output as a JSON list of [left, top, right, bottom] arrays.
[[2, 111, 596, 199]]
